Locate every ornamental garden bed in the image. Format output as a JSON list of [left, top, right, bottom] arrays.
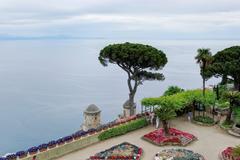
[[220, 146, 240, 160], [143, 128, 197, 146], [193, 116, 215, 126], [155, 149, 205, 160], [88, 142, 143, 160]]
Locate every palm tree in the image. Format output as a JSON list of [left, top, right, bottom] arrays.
[[195, 48, 212, 97]]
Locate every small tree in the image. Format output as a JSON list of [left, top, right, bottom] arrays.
[[163, 86, 184, 96], [223, 91, 240, 123], [195, 48, 212, 96], [99, 42, 167, 116], [154, 104, 177, 136]]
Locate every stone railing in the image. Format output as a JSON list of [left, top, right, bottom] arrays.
[[21, 133, 100, 160], [1, 114, 148, 160]]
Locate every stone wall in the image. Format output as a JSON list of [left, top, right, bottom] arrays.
[[21, 133, 100, 160]]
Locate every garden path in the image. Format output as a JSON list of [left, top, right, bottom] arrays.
[[57, 117, 239, 160]]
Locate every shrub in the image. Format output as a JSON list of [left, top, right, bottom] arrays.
[[27, 146, 38, 153], [6, 154, 17, 160], [163, 86, 184, 96], [63, 136, 73, 142], [221, 120, 234, 129], [38, 144, 48, 151], [233, 145, 240, 157], [56, 138, 65, 145], [98, 118, 148, 141], [193, 116, 214, 124], [16, 151, 27, 158], [47, 141, 56, 148]]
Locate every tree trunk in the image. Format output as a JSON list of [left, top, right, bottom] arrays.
[[234, 80, 240, 91], [192, 101, 196, 118], [225, 105, 233, 123], [203, 77, 206, 97], [221, 74, 228, 85], [127, 77, 138, 116], [162, 120, 170, 136]]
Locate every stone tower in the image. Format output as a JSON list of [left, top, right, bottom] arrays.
[[123, 100, 136, 117], [82, 104, 101, 131]]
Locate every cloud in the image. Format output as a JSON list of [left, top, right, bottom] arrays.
[[0, 0, 239, 39]]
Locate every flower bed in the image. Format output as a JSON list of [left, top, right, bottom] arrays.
[[155, 149, 205, 160], [143, 128, 197, 146], [221, 147, 240, 160], [193, 116, 215, 126], [88, 142, 142, 160]]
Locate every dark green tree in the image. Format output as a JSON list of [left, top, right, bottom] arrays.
[[211, 46, 240, 91], [195, 48, 212, 96], [223, 91, 240, 123], [99, 42, 167, 116], [163, 86, 184, 96]]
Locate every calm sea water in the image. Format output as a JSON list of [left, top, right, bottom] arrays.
[[0, 39, 239, 155]]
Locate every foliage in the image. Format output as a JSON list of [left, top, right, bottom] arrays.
[[222, 91, 240, 123], [216, 100, 230, 109], [221, 120, 234, 129], [233, 145, 240, 157], [210, 46, 240, 91], [16, 151, 27, 157], [27, 146, 38, 153], [163, 86, 184, 96], [142, 89, 215, 108], [98, 118, 148, 141], [99, 42, 167, 113], [195, 48, 213, 80], [193, 116, 214, 124], [6, 154, 16, 160], [233, 108, 240, 124]]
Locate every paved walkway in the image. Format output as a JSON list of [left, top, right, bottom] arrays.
[[57, 117, 239, 160]]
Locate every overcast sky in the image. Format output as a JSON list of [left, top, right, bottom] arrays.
[[0, 0, 240, 39]]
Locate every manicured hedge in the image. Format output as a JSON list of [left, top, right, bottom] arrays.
[[193, 116, 214, 125], [98, 118, 148, 141]]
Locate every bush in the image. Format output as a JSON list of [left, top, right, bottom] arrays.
[[38, 144, 48, 150], [233, 145, 240, 157], [163, 86, 184, 96], [193, 116, 214, 124], [16, 151, 27, 158], [221, 120, 234, 129], [27, 146, 38, 153], [6, 154, 17, 160], [47, 141, 56, 147], [98, 118, 148, 141]]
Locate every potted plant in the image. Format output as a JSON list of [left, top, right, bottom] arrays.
[[48, 140, 57, 149], [16, 151, 27, 159], [87, 128, 96, 135], [56, 138, 65, 146], [27, 146, 38, 155], [6, 154, 17, 160], [64, 136, 73, 143], [38, 144, 48, 152]]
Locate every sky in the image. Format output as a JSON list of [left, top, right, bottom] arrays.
[[0, 0, 240, 40]]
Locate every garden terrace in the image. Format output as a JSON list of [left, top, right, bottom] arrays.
[[57, 117, 239, 160]]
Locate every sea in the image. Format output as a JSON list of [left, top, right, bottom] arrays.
[[0, 39, 239, 155]]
